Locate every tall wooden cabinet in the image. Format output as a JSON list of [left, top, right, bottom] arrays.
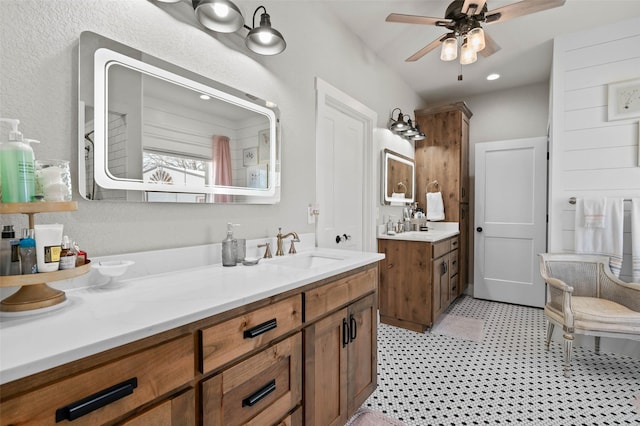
[[414, 102, 472, 294]]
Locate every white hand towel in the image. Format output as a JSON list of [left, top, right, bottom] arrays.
[[575, 198, 624, 277], [390, 192, 404, 207], [632, 198, 640, 282], [426, 191, 445, 221], [582, 198, 606, 228]]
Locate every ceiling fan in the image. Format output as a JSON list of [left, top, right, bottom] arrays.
[[386, 0, 566, 64]]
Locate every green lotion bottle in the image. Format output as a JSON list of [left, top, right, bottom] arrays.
[[0, 118, 37, 203]]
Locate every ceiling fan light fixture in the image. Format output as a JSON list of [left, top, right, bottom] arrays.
[[468, 26, 485, 52], [193, 0, 244, 33], [460, 39, 477, 65], [440, 35, 458, 61]]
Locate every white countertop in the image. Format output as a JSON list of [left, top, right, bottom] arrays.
[[0, 247, 383, 385], [377, 222, 460, 242]]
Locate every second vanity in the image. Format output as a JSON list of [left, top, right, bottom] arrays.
[[377, 223, 461, 333], [0, 241, 383, 425]]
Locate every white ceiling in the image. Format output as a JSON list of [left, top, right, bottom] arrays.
[[322, 0, 640, 104]]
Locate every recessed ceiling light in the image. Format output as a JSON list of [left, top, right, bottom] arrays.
[[200, 94, 211, 100], [486, 73, 500, 81]]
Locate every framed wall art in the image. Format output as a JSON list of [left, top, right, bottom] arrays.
[[243, 147, 258, 166], [607, 78, 640, 121]]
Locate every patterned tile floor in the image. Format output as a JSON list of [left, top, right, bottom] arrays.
[[364, 296, 640, 425]]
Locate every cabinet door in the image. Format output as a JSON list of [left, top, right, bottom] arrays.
[[347, 294, 377, 416], [304, 308, 348, 426], [122, 388, 195, 426], [432, 254, 450, 321], [378, 239, 431, 326]]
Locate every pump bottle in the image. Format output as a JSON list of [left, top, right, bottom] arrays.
[[0, 118, 37, 203], [222, 223, 238, 266]]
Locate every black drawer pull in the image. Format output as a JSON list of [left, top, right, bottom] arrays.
[[56, 377, 137, 422], [242, 379, 276, 407], [244, 318, 277, 339], [349, 314, 357, 342], [342, 318, 350, 348]]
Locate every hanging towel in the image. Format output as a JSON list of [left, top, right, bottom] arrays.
[[632, 198, 640, 282], [426, 191, 445, 221], [390, 192, 405, 207], [575, 198, 624, 277], [582, 198, 606, 228]]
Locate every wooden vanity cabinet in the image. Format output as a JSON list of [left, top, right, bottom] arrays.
[[378, 236, 459, 332], [0, 264, 379, 426], [303, 268, 378, 426]]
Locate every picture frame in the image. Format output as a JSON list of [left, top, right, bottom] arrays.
[[243, 147, 258, 166], [607, 78, 640, 121], [258, 129, 270, 164], [246, 164, 268, 189]]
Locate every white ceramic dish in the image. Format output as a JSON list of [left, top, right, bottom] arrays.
[[92, 260, 135, 278]]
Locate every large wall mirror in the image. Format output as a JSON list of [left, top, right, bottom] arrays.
[[78, 31, 280, 204], [382, 149, 415, 205]]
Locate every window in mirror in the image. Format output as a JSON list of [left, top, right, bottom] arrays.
[[382, 149, 415, 205]]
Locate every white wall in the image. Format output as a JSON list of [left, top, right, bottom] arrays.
[[0, 1, 422, 256], [549, 16, 640, 357]]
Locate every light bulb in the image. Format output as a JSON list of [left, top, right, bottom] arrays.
[[258, 31, 273, 44], [440, 37, 458, 61], [468, 27, 485, 52], [460, 41, 477, 65], [213, 3, 229, 18]]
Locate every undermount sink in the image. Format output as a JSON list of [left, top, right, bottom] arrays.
[[273, 253, 344, 269]]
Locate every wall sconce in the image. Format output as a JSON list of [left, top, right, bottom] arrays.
[[192, 0, 244, 33], [387, 108, 426, 142], [387, 108, 410, 132], [157, 1, 286, 55], [244, 6, 287, 55]]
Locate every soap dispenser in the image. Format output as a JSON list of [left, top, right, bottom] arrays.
[[222, 223, 238, 267], [0, 118, 36, 203]]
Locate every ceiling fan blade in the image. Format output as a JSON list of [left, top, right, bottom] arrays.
[[485, 0, 565, 24], [479, 32, 501, 57], [461, 0, 487, 16], [406, 35, 448, 62], [386, 13, 451, 27]]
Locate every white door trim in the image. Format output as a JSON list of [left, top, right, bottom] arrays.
[[315, 78, 377, 252]]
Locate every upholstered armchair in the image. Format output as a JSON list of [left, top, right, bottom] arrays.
[[538, 253, 640, 377]]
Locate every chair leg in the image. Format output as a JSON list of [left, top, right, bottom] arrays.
[[563, 332, 574, 378], [545, 321, 554, 351], [595, 336, 600, 355]]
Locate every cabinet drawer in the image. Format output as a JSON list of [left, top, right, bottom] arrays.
[[304, 268, 377, 323], [121, 387, 195, 426], [1, 335, 193, 425], [202, 333, 302, 426], [432, 239, 451, 259], [449, 249, 459, 277], [450, 274, 459, 299], [450, 237, 459, 251], [200, 295, 302, 374]]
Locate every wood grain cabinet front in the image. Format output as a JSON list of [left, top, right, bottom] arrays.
[[0, 335, 194, 426], [199, 295, 302, 375], [201, 332, 302, 426]]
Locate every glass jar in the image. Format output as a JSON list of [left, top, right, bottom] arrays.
[[35, 159, 72, 201]]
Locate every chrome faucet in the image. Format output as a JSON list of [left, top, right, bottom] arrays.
[[276, 227, 300, 256]]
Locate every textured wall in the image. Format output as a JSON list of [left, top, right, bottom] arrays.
[[0, 0, 422, 256]]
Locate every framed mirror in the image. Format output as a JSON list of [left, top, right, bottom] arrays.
[[382, 149, 415, 205], [78, 31, 280, 204]]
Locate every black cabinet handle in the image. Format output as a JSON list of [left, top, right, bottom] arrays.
[[342, 318, 350, 348], [56, 378, 137, 422], [242, 379, 276, 407], [243, 318, 277, 339], [349, 314, 357, 342]]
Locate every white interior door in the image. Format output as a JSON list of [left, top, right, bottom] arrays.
[[474, 137, 547, 307], [315, 79, 376, 251]]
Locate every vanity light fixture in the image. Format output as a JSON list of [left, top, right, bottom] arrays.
[[388, 108, 410, 132], [401, 118, 419, 137], [244, 6, 287, 55], [412, 125, 426, 141], [192, 0, 245, 33]]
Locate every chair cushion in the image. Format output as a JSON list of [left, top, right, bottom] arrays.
[[572, 297, 640, 334]]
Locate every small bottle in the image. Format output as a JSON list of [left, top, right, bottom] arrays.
[[19, 228, 37, 274], [386, 216, 394, 234], [1, 225, 14, 276], [221, 223, 237, 267], [59, 235, 77, 270], [73, 240, 87, 266]]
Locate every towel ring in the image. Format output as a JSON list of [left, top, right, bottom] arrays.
[[427, 180, 439, 192], [396, 182, 407, 194]]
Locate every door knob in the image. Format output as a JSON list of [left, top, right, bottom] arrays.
[[476, 227, 483, 232]]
